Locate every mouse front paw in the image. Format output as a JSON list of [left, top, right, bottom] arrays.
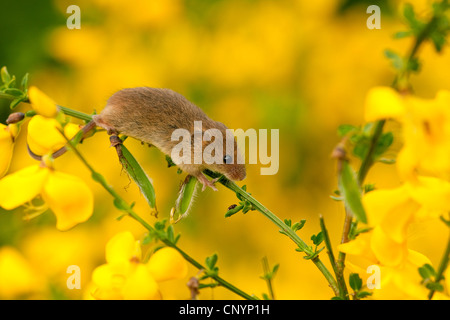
[[196, 173, 218, 192]]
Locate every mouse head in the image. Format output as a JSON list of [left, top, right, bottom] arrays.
[[195, 121, 246, 181]]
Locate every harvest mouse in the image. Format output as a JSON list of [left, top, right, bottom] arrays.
[[92, 87, 246, 191]]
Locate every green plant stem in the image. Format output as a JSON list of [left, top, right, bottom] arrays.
[[428, 232, 450, 299], [334, 6, 445, 297], [357, 120, 386, 185], [61, 131, 256, 301], [58, 104, 93, 122], [320, 215, 348, 299], [204, 170, 340, 297], [23, 98, 339, 296], [261, 257, 275, 300], [335, 120, 385, 300]]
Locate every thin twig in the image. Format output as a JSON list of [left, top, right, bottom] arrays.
[[428, 232, 450, 299], [204, 170, 340, 297], [59, 129, 256, 300], [320, 215, 348, 299]]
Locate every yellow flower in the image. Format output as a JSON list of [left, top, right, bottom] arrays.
[[28, 86, 59, 118], [371, 251, 443, 300], [364, 87, 450, 180], [0, 164, 93, 231], [341, 241, 449, 299], [0, 123, 18, 178], [364, 86, 406, 122], [27, 115, 80, 156], [0, 246, 43, 299], [338, 226, 408, 267], [147, 246, 188, 282], [90, 231, 188, 300], [339, 176, 450, 267]]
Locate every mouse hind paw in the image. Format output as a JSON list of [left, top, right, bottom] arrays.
[[196, 173, 218, 192]]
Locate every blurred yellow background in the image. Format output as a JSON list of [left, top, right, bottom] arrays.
[[0, 0, 449, 299]]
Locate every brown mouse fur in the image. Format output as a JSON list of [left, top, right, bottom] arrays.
[[92, 87, 246, 190]]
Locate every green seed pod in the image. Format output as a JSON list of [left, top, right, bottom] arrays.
[[225, 204, 244, 218], [119, 143, 157, 216], [171, 175, 200, 223]]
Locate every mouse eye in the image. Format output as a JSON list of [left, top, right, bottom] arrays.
[[223, 155, 233, 164]]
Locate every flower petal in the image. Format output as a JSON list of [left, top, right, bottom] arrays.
[[363, 184, 413, 227], [147, 247, 188, 282], [27, 115, 80, 156], [0, 165, 49, 210], [121, 264, 159, 300], [91, 264, 126, 300], [370, 226, 407, 267], [406, 176, 450, 218], [337, 231, 378, 263], [364, 86, 405, 122], [379, 198, 418, 244], [0, 124, 14, 178], [105, 232, 141, 265], [41, 171, 93, 231], [28, 86, 59, 118]]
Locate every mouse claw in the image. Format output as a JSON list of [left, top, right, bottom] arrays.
[[109, 135, 122, 147], [197, 174, 218, 192]]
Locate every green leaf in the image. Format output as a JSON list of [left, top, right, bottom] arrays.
[[378, 158, 396, 165], [407, 57, 421, 72], [173, 233, 181, 245], [430, 31, 446, 52], [356, 291, 373, 299], [329, 195, 343, 201], [337, 124, 357, 137], [1, 66, 11, 83], [338, 161, 368, 224], [167, 225, 175, 242], [331, 296, 344, 300], [154, 220, 167, 231], [384, 49, 404, 70], [272, 264, 279, 276], [364, 183, 375, 193], [205, 253, 218, 270], [393, 30, 412, 39], [374, 132, 394, 158], [426, 282, 444, 292], [3, 88, 23, 97], [225, 204, 243, 218], [418, 264, 436, 280], [284, 219, 292, 227], [349, 273, 363, 292], [242, 202, 252, 214], [21, 73, 29, 92], [10, 98, 23, 109], [119, 144, 157, 214], [142, 232, 156, 245], [292, 219, 306, 232], [113, 198, 129, 211], [403, 3, 422, 32], [353, 142, 369, 160], [311, 232, 324, 246], [91, 172, 107, 185]]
